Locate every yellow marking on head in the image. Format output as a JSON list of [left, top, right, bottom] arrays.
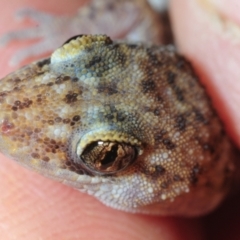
[[51, 35, 112, 63]]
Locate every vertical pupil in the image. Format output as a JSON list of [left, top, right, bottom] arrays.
[[101, 144, 118, 166], [80, 140, 138, 174]]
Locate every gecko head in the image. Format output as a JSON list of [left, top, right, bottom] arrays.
[[0, 35, 236, 216]]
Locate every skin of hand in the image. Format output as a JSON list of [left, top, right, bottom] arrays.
[[0, 0, 239, 239], [170, 0, 240, 238]]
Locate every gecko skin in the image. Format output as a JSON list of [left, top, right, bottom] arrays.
[[0, 35, 237, 216]]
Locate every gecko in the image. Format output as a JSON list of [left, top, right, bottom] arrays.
[[0, 0, 238, 216]]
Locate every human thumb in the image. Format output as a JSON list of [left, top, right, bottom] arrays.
[[170, 0, 240, 147]]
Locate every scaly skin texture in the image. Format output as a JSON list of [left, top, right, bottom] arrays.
[[0, 35, 236, 216]]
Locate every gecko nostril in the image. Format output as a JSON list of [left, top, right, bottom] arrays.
[[79, 141, 138, 174]]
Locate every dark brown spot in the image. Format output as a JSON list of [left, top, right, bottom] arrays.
[[175, 56, 191, 71], [162, 138, 176, 150], [104, 112, 114, 121], [64, 92, 78, 104], [55, 117, 62, 123], [166, 71, 185, 102], [141, 79, 156, 93], [14, 100, 21, 106], [175, 115, 186, 131], [153, 108, 160, 116], [62, 76, 71, 81], [85, 56, 102, 68], [147, 49, 161, 66], [173, 174, 182, 181], [84, 45, 94, 53], [0, 92, 7, 97], [45, 148, 51, 153], [24, 99, 32, 107], [12, 78, 21, 84], [71, 77, 79, 82], [55, 76, 64, 84], [42, 156, 50, 162], [174, 87, 184, 101], [194, 109, 208, 124], [34, 128, 41, 133], [36, 139, 42, 143], [63, 119, 70, 124], [47, 82, 54, 86], [154, 130, 167, 143], [50, 139, 56, 144], [155, 165, 166, 175], [25, 129, 33, 136], [97, 83, 118, 95], [65, 161, 71, 167], [12, 99, 33, 110], [116, 112, 126, 122], [160, 182, 168, 189], [167, 71, 176, 85], [190, 164, 201, 184], [98, 104, 116, 121], [72, 115, 80, 122], [117, 51, 127, 66], [13, 86, 20, 91], [155, 94, 164, 102], [31, 153, 40, 159], [48, 120, 54, 125], [176, 58, 185, 69]]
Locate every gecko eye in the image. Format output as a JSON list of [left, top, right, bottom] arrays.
[[80, 141, 137, 174]]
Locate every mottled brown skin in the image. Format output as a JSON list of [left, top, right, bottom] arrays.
[[0, 35, 237, 216]]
